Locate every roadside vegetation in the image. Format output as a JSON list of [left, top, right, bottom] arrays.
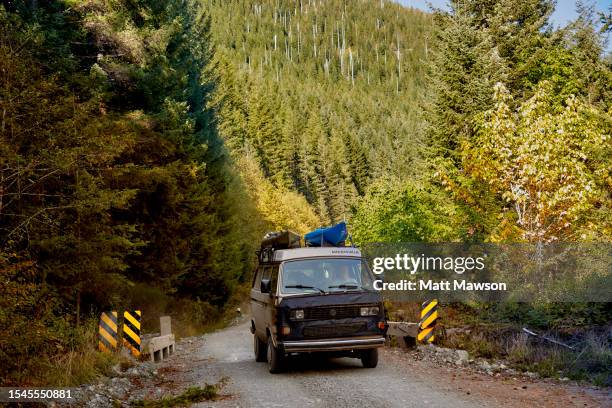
[[130, 381, 226, 408], [440, 319, 612, 386], [388, 301, 611, 386]]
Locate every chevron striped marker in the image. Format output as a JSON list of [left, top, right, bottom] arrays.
[[98, 311, 119, 352], [123, 310, 142, 357], [417, 299, 438, 343]]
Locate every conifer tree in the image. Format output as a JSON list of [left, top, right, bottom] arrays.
[[425, 1, 509, 160], [302, 111, 331, 222], [246, 82, 285, 178], [342, 130, 371, 196], [210, 55, 249, 156]]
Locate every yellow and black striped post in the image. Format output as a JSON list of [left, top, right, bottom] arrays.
[[417, 299, 438, 344], [123, 310, 141, 357], [98, 311, 119, 352]]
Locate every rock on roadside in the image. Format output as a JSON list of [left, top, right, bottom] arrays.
[[75, 361, 158, 407], [417, 344, 471, 366], [413, 343, 544, 380]]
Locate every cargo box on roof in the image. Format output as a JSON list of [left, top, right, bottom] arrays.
[[260, 230, 301, 250]]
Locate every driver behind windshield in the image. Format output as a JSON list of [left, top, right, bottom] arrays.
[[281, 259, 372, 293], [329, 264, 359, 288]]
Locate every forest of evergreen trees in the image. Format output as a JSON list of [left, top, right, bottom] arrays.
[[0, 0, 264, 384], [0, 0, 610, 386], [207, 0, 610, 243], [209, 0, 433, 223]]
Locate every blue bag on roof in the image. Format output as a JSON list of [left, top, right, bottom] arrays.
[[304, 221, 348, 247]]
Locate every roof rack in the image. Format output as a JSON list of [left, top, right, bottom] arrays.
[[258, 230, 301, 263], [257, 222, 353, 263], [261, 230, 301, 250]]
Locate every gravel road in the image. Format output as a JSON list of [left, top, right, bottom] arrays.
[[136, 320, 609, 408], [191, 321, 480, 408], [71, 314, 610, 408]]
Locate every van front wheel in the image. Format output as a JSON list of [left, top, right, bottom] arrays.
[[267, 337, 285, 373], [360, 348, 378, 368], [254, 334, 267, 362]]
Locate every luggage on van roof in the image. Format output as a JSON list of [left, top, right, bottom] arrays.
[[261, 230, 301, 250], [304, 221, 348, 247]]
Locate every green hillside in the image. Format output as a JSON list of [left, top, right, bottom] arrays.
[[208, 0, 433, 222], [207, 0, 610, 243]]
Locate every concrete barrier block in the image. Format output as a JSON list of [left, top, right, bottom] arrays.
[[386, 321, 418, 348], [160, 316, 172, 336], [143, 334, 176, 363]]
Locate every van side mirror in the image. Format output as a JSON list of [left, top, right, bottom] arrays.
[[260, 278, 271, 294]]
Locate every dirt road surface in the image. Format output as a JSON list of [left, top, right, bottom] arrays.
[[134, 320, 610, 408]]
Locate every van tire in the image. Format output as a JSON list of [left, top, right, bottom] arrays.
[[360, 348, 378, 368], [267, 336, 285, 373], [254, 334, 267, 362]]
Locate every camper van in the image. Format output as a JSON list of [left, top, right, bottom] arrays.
[[250, 226, 387, 373]]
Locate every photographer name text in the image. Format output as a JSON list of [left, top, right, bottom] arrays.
[[373, 279, 507, 291]]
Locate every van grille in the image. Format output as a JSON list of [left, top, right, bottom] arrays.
[[303, 323, 367, 338], [303, 304, 366, 320]]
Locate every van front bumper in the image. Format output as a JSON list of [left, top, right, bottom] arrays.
[[279, 336, 385, 353]]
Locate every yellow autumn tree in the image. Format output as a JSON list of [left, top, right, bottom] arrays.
[[463, 82, 610, 242], [236, 155, 321, 235]]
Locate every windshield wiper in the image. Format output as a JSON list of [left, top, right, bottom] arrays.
[[327, 284, 361, 290], [284, 284, 326, 294]]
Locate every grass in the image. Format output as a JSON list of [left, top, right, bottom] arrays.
[[386, 301, 611, 387], [2, 297, 233, 387], [2, 278, 250, 388], [2, 318, 123, 387], [42, 345, 120, 386], [130, 384, 221, 408], [440, 319, 611, 386]]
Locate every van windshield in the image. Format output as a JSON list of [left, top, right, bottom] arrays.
[[280, 258, 374, 294]]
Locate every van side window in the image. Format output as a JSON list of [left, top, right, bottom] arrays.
[[262, 265, 272, 281], [252, 266, 263, 289], [269, 265, 279, 293], [259, 265, 278, 293]]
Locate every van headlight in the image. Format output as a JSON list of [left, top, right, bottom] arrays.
[[360, 306, 379, 316], [290, 309, 305, 320]]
